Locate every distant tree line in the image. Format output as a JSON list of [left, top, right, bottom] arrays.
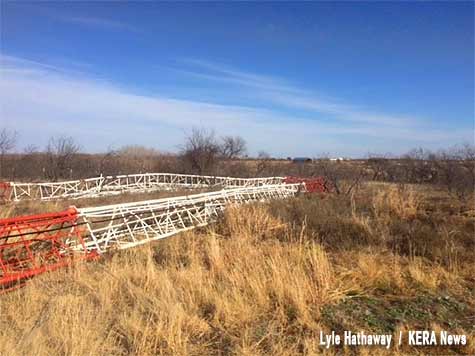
[[0, 127, 251, 180], [0, 127, 473, 200], [366, 145, 475, 200]]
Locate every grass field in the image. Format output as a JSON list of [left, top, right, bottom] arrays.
[[0, 183, 473, 355]]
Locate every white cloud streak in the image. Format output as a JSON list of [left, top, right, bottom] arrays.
[[0, 55, 469, 157], [64, 16, 141, 33], [177, 59, 420, 127]]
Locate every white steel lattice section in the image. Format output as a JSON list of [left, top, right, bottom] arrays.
[[6, 173, 285, 202], [73, 184, 302, 253]]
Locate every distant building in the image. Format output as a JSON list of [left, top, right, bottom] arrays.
[[330, 157, 345, 162]]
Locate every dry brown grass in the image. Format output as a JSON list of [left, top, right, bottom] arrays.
[[0, 184, 473, 355], [0, 204, 14, 219], [372, 184, 422, 220]]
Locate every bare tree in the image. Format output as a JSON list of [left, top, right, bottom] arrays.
[[45, 136, 81, 180], [117, 145, 160, 157], [402, 147, 437, 184], [255, 150, 273, 176], [0, 128, 18, 178], [98, 146, 118, 175], [367, 153, 392, 181], [257, 150, 270, 160], [314, 155, 366, 195], [116, 145, 160, 174], [432, 145, 475, 200], [179, 128, 221, 175], [458, 143, 475, 191], [220, 136, 247, 159], [24, 144, 39, 154]]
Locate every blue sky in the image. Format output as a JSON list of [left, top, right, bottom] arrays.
[[1, 2, 473, 157]]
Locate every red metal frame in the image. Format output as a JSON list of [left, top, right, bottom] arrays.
[[284, 176, 332, 193], [0, 207, 97, 290]]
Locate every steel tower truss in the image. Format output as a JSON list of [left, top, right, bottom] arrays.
[[0, 183, 303, 289], [1, 173, 286, 202]]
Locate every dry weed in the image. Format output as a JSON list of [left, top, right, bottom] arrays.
[[0, 187, 472, 355], [373, 185, 422, 220]]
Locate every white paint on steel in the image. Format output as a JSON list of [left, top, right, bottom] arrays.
[[72, 184, 303, 253], [6, 173, 285, 202]]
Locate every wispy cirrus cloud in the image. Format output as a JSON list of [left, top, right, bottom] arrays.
[[176, 58, 302, 93], [17, 4, 142, 33], [175, 58, 418, 127], [63, 16, 141, 33], [0, 55, 469, 156]]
